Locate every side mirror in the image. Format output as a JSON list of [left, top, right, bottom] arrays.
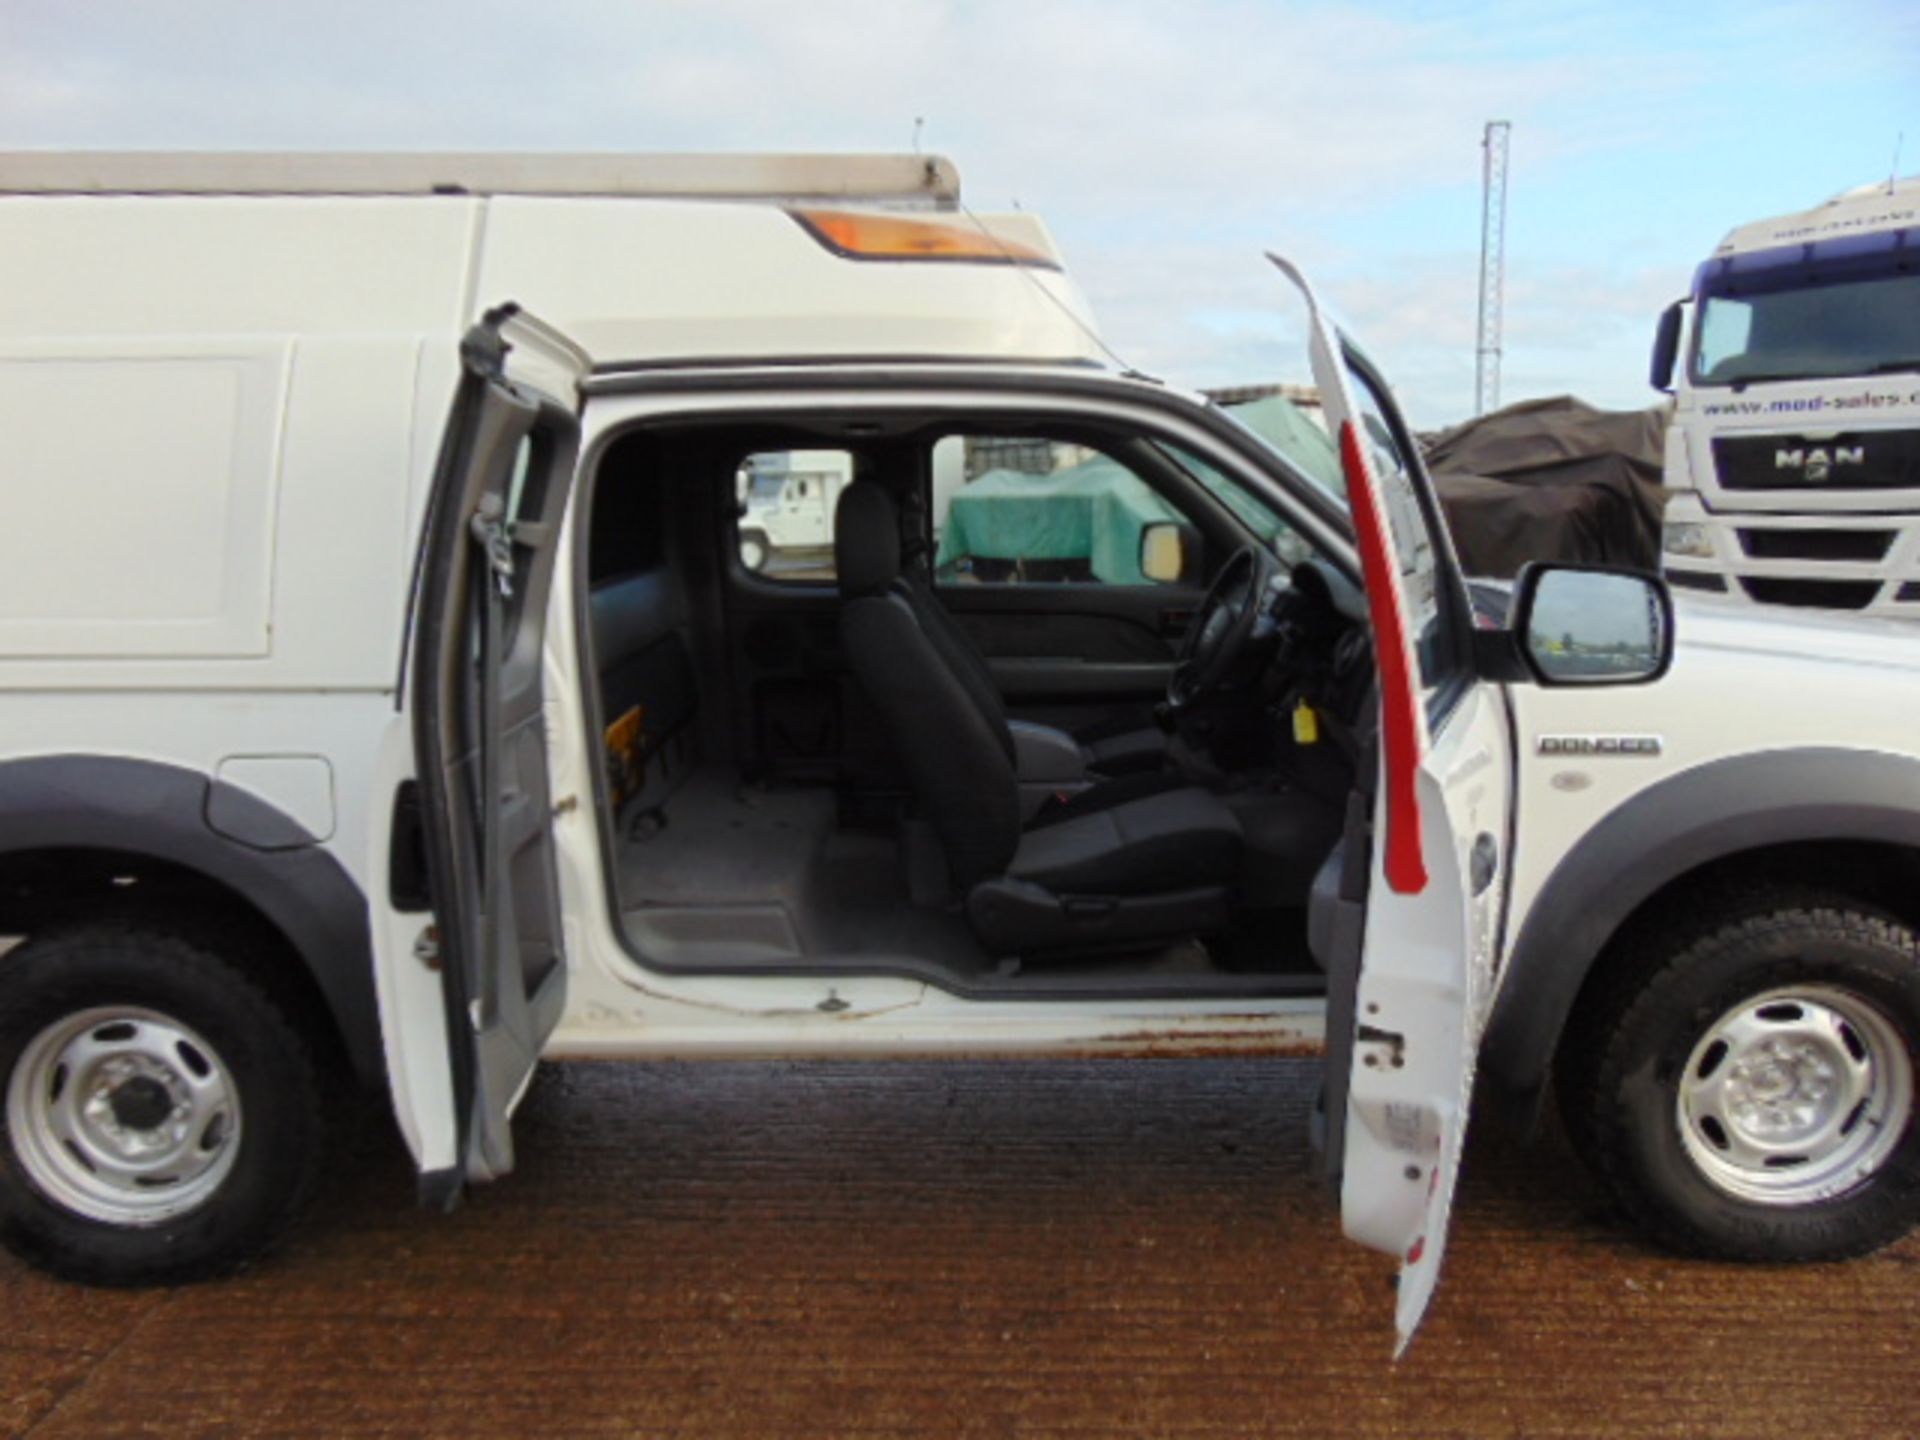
[[1512, 564, 1674, 686], [1650, 299, 1685, 393], [1140, 521, 1199, 584]]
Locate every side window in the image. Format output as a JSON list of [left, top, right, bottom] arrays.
[[1158, 439, 1316, 571], [497, 432, 552, 635], [1343, 366, 1451, 693], [930, 435, 1198, 586], [735, 449, 853, 582], [1694, 297, 1755, 382]]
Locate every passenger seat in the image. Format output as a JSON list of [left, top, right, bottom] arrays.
[[834, 480, 1242, 955]]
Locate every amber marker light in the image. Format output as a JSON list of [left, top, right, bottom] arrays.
[[789, 208, 1060, 269]]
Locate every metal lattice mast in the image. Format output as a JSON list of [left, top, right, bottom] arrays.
[[1475, 120, 1511, 416]]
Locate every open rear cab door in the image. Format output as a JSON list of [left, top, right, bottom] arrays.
[[410, 306, 589, 1196], [1271, 257, 1515, 1353]]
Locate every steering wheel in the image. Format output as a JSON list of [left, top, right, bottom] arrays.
[[1169, 545, 1278, 709]]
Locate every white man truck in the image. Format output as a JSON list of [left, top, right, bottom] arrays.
[[5, 154, 1920, 1355], [1653, 175, 1920, 614]]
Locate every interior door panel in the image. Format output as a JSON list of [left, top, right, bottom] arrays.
[[410, 310, 584, 1190], [936, 581, 1202, 728]]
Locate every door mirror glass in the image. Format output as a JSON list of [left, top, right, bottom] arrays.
[[1517, 565, 1673, 685], [1139, 521, 1196, 584], [1650, 300, 1685, 392]]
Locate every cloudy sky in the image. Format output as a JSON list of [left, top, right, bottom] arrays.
[[4, 0, 1916, 424]]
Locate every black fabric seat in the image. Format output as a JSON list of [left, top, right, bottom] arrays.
[[891, 541, 1168, 781], [834, 481, 1242, 955], [1025, 769, 1193, 831], [1009, 788, 1241, 894]]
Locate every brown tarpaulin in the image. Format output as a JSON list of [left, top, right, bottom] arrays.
[[1421, 396, 1671, 578]]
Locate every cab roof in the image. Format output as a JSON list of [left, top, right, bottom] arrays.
[[1715, 172, 1920, 257]]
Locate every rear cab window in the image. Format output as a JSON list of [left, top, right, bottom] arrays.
[[735, 449, 853, 582]]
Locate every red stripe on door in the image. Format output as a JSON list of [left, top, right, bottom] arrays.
[[1338, 420, 1428, 895]]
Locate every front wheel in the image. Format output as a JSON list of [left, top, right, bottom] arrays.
[[0, 922, 328, 1285], [739, 528, 771, 573], [1560, 893, 1920, 1262]]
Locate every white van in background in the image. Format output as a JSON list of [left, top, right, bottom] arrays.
[[5, 153, 1920, 1355], [736, 449, 855, 573]]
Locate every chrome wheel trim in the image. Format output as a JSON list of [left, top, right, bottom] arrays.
[[5, 1006, 243, 1226], [1677, 984, 1913, 1207]]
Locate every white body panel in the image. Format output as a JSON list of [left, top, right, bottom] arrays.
[[1501, 598, 1920, 937], [475, 198, 1097, 367]]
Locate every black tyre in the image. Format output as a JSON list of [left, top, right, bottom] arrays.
[[0, 922, 327, 1285], [1559, 892, 1920, 1261], [739, 528, 771, 572]]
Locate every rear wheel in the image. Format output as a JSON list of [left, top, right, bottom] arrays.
[[1559, 892, 1920, 1261], [0, 922, 327, 1285]]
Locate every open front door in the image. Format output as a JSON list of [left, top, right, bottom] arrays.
[[411, 306, 589, 1189], [1270, 257, 1514, 1352]]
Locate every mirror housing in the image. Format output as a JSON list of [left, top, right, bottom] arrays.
[[1510, 563, 1674, 687], [1140, 521, 1199, 584], [1650, 299, 1685, 393]]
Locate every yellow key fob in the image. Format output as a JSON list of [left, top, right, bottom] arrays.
[[1292, 700, 1319, 746]]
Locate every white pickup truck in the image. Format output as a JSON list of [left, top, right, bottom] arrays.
[[2, 153, 1918, 1352]]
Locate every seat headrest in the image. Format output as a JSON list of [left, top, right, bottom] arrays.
[[834, 481, 901, 597]]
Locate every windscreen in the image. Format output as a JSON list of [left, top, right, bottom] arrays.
[[1692, 235, 1920, 386], [1153, 392, 1344, 569]]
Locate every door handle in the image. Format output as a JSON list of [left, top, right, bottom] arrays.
[[1470, 832, 1499, 896]]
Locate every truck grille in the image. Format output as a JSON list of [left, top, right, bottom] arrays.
[[1736, 528, 1896, 561], [1738, 577, 1882, 609], [1713, 430, 1920, 491]]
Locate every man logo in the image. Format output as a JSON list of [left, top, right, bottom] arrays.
[[1775, 446, 1865, 483], [1537, 735, 1663, 757]]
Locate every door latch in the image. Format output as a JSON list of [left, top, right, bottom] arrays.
[[1356, 1024, 1406, 1070]]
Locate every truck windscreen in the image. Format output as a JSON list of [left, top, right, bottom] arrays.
[[1692, 236, 1920, 387]]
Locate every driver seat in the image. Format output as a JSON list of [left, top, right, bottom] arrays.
[[835, 481, 1243, 955]]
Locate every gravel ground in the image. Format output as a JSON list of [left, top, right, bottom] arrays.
[[4, 1056, 1918, 1438]]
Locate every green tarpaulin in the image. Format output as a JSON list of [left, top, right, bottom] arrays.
[[937, 456, 1183, 584], [934, 393, 1343, 583], [1221, 394, 1345, 502]]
